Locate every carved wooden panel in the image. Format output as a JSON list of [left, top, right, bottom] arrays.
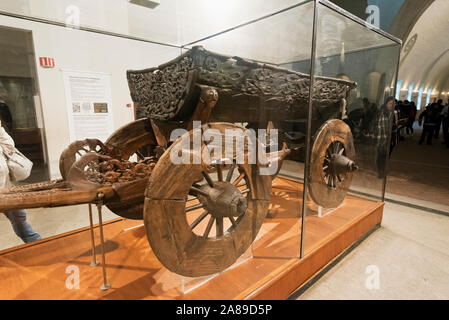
[[127, 46, 356, 122]]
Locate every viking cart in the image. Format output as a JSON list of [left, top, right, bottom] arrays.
[[0, 46, 358, 277]]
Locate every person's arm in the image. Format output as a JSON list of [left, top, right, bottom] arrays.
[[419, 109, 427, 120], [0, 120, 15, 155]]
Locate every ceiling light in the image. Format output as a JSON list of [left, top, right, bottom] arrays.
[[128, 0, 160, 9]]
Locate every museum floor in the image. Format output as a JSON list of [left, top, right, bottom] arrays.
[[296, 201, 449, 299], [385, 125, 449, 210]]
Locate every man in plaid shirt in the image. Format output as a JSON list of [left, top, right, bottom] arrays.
[[374, 96, 395, 178]]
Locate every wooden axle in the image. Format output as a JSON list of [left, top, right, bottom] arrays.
[[195, 181, 248, 219]]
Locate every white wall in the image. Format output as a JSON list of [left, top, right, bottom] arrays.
[[0, 0, 129, 35], [0, 14, 180, 179]]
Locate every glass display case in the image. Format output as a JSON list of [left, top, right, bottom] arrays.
[[0, 0, 401, 298], [303, 1, 401, 252], [178, 0, 401, 264]]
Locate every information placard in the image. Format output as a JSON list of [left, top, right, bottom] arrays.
[[62, 70, 114, 143]]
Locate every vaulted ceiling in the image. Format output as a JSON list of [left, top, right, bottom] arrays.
[[396, 0, 449, 94]]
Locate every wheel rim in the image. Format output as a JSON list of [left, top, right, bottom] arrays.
[[59, 139, 109, 180], [104, 119, 158, 220]]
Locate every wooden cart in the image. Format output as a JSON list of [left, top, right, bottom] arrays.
[[0, 46, 358, 277]]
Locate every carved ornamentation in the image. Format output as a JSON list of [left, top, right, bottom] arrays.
[[127, 55, 194, 120], [127, 46, 356, 121]]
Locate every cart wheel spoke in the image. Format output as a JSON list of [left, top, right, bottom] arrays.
[[186, 203, 204, 213], [216, 217, 224, 237], [190, 211, 209, 230], [235, 214, 244, 225], [216, 163, 223, 181], [228, 216, 237, 228], [189, 186, 208, 197], [233, 172, 245, 186], [333, 143, 338, 154], [203, 216, 215, 238], [202, 171, 214, 188], [189, 164, 251, 238], [226, 161, 236, 182]]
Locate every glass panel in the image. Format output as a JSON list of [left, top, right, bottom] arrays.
[[0, 0, 302, 46], [0, 12, 181, 249], [183, 1, 315, 260], [302, 2, 401, 254]]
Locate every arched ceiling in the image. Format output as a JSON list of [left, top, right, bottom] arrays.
[[388, 0, 434, 43], [397, 0, 449, 94]]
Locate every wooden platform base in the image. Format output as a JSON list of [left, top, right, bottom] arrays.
[[0, 177, 383, 300]]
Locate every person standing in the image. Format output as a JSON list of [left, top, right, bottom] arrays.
[[0, 117, 41, 243], [441, 101, 449, 148], [406, 101, 417, 135], [418, 103, 439, 145], [374, 96, 395, 178], [434, 99, 444, 139]]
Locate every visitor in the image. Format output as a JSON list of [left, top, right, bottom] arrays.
[[374, 96, 395, 179], [0, 114, 41, 243], [441, 101, 449, 148], [434, 99, 444, 139], [406, 101, 417, 135], [0, 98, 12, 133], [418, 103, 439, 145]]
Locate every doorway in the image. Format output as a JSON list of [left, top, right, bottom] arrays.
[[0, 26, 49, 182]]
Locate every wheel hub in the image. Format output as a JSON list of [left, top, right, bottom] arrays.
[[197, 181, 248, 218], [323, 141, 358, 189], [327, 153, 358, 177]]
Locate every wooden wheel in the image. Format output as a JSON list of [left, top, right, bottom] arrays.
[[308, 119, 358, 208], [60, 119, 158, 220], [59, 139, 111, 180], [103, 119, 157, 220], [144, 123, 271, 277], [66, 152, 108, 190], [104, 118, 156, 160]]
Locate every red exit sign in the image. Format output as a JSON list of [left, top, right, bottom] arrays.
[[39, 57, 55, 68]]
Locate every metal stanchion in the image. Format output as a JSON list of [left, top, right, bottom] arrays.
[[88, 204, 99, 266], [96, 199, 110, 291]]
